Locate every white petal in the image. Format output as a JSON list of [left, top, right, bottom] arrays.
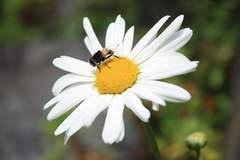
[[139, 51, 192, 70], [157, 28, 193, 53], [114, 15, 125, 45], [152, 102, 159, 111], [117, 125, 125, 143], [122, 90, 150, 122], [54, 93, 99, 135], [115, 42, 123, 57], [156, 95, 188, 103], [52, 73, 95, 96], [105, 15, 125, 50], [47, 84, 97, 121], [80, 94, 113, 127], [139, 61, 198, 80], [122, 26, 134, 56], [129, 84, 166, 106], [129, 15, 170, 60], [105, 23, 115, 48], [84, 36, 95, 55], [83, 17, 102, 52], [137, 81, 191, 103], [63, 94, 113, 142], [53, 56, 95, 76], [102, 95, 125, 144], [44, 94, 61, 110], [134, 15, 184, 64], [44, 84, 88, 110]]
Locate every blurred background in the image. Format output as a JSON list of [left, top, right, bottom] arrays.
[[0, 0, 239, 159]]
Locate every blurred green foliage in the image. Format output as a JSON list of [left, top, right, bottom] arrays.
[[2, 0, 239, 159]]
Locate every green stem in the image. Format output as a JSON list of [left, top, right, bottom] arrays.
[[196, 149, 202, 160], [142, 122, 162, 160]]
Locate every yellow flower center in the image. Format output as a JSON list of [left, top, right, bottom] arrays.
[[95, 57, 139, 94]]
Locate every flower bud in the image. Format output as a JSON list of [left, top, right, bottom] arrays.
[[185, 132, 207, 150]]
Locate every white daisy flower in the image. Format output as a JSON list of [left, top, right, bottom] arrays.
[[44, 15, 198, 144]]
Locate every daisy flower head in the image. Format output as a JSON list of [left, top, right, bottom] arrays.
[[44, 15, 198, 144]]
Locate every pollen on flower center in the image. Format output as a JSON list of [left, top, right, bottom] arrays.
[[95, 57, 139, 94]]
